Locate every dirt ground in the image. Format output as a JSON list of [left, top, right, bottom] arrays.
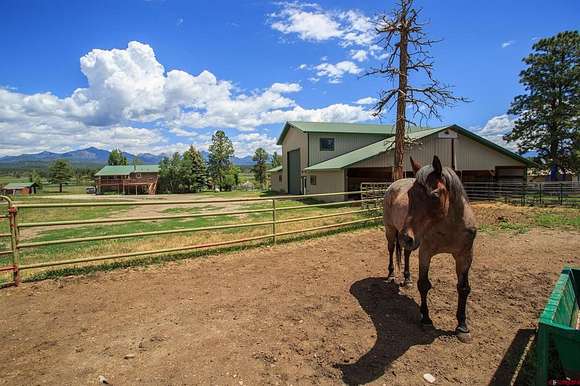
[[1, 223, 579, 385]]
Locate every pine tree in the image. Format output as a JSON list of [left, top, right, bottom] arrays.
[[368, 0, 466, 180], [252, 148, 269, 189], [29, 169, 43, 189], [271, 151, 282, 168], [187, 146, 208, 192], [48, 159, 74, 193], [504, 31, 579, 179], [108, 149, 128, 165], [208, 130, 234, 190]]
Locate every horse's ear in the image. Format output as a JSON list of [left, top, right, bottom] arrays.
[[432, 155, 442, 175], [410, 156, 421, 175]]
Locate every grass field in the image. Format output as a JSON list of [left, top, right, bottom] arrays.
[[0, 190, 380, 283]]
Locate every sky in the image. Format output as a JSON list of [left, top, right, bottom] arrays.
[[0, 0, 578, 157]]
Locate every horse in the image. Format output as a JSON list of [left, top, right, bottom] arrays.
[[383, 182, 413, 287], [383, 155, 477, 342]]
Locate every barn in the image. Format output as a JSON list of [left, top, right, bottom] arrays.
[[272, 121, 533, 200], [94, 165, 160, 195], [1, 182, 39, 195]]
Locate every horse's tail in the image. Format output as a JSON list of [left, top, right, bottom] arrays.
[[395, 230, 402, 273]]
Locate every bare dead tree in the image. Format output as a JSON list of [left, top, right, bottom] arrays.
[[367, 0, 468, 180]]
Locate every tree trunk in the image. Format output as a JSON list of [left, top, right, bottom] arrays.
[[393, 20, 409, 181], [59, 183, 63, 193]]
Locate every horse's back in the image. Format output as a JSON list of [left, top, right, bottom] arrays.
[[383, 178, 414, 231]]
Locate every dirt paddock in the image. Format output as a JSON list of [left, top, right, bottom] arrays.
[[1, 225, 578, 385]]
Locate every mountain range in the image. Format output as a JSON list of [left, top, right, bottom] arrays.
[[0, 147, 255, 168]]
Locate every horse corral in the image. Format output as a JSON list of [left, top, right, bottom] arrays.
[[0, 202, 578, 385]]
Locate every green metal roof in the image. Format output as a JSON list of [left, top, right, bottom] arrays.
[[2, 182, 38, 189], [305, 127, 443, 171], [304, 124, 534, 171], [94, 164, 160, 176], [267, 166, 282, 173], [277, 121, 395, 145]]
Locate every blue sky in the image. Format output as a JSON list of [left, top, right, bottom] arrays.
[[0, 0, 578, 157]]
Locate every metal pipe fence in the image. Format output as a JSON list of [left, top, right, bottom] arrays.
[[361, 181, 580, 207], [0, 191, 383, 287]]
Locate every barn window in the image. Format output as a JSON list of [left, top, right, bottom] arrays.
[[310, 175, 317, 185], [320, 138, 335, 151], [278, 175, 282, 182]]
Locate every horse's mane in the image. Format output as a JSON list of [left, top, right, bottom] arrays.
[[415, 165, 468, 205]]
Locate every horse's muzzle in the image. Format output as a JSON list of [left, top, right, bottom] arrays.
[[401, 232, 420, 251]]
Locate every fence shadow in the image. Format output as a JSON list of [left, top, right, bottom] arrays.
[[488, 328, 536, 386], [336, 277, 453, 385]]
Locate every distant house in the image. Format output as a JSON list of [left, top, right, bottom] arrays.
[[275, 121, 534, 201], [94, 165, 160, 195], [268, 166, 283, 192], [1, 182, 39, 195]]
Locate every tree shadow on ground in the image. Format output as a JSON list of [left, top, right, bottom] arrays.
[[336, 277, 454, 385]]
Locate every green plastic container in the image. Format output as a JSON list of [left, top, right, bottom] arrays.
[[536, 267, 580, 385]]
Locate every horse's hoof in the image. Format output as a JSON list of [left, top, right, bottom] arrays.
[[386, 274, 396, 283], [456, 327, 472, 343], [420, 316, 434, 329]]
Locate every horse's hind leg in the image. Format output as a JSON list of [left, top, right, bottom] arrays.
[[453, 249, 473, 343], [402, 249, 412, 287], [385, 227, 396, 282]]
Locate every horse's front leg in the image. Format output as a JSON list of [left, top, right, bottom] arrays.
[[453, 249, 473, 343], [417, 249, 433, 325], [402, 249, 412, 286]]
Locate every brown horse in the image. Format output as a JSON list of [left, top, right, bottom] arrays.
[[383, 155, 477, 342]]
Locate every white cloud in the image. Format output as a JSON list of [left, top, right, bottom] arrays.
[[0, 41, 372, 156], [501, 40, 515, 48], [233, 132, 280, 157], [354, 97, 377, 105], [314, 60, 362, 83], [269, 3, 383, 63], [472, 114, 517, 151], [270, 3, 342, 41], [350, 49, 368, 62]]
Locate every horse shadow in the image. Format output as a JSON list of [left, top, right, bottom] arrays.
[[336, 277, 454, 385]]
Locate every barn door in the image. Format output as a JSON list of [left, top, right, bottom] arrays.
[[287, 149, 301, 195]]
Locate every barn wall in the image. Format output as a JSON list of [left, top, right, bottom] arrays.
[[269, 171, 283, 192], [308, 133, 387, 166], [304, 170, 345, 202], [349, 129, 526, 172], [281, 126, 308, 193], [454, 132, 524, 170]]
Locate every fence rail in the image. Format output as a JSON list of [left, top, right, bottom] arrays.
[[361, 181, 580, 207], [0, 191, 383, 288]]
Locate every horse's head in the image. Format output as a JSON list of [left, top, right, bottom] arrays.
[[400, 155, 452, 250]]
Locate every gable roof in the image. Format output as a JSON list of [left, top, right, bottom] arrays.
[[277, 121, 396, 145], [2, 182, 38, 189], [95, 164, 160, 176], [304, 124, 533, 171]]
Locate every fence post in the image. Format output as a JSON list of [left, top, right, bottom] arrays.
[[7, 205, 20, 285], [522, 183, 527, 206], [539, 183, 543, 206], [272, 199, 277, 245], [559, 183, 563, 205]]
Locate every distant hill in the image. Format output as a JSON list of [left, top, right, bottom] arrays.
[[0, 147, 256, 169]]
